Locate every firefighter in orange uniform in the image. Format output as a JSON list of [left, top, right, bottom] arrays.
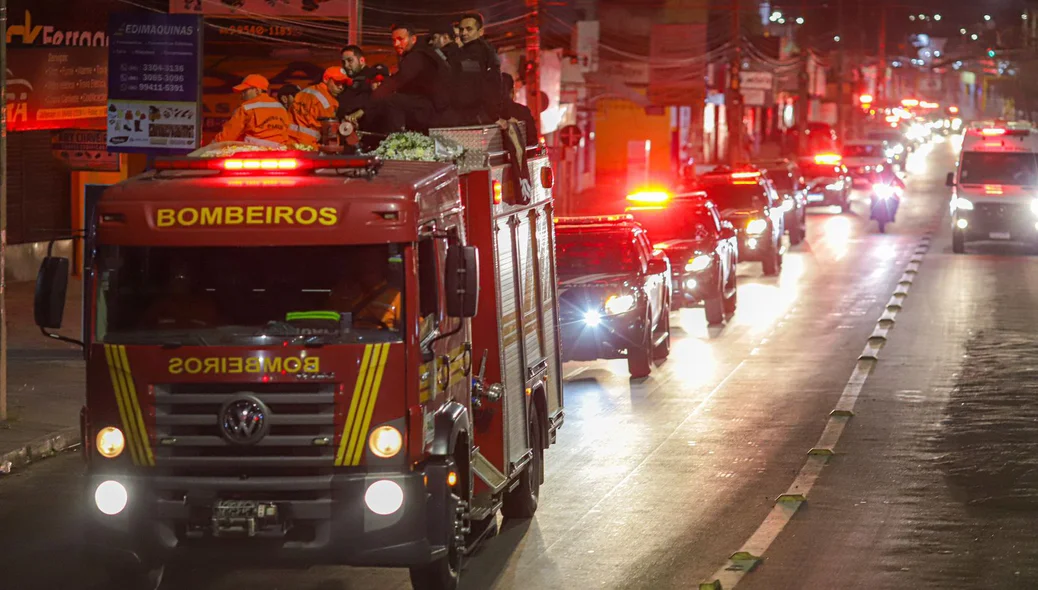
[[212, 74, 291, 147], [291, 67, 351, 146]]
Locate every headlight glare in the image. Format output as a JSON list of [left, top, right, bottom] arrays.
[[746, 218, 768, 235], [96, 427, 125, 459], [94, 480, 128, 516], [685, 254, 712, 272], [583, 310, 602, 326], [1031, 199, 1038, 216], [369, 425, 403, 459], [604, 294, 636, 315], [364, 480, 404, 515], [954, 197, 974, 211]]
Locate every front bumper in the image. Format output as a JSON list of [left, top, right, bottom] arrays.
[[737, 232, 772, 261], [84, 468, 447, 569], [671, 270, 717, 307], [560, 309, 643, 361], [954, 202, 1038, 243]]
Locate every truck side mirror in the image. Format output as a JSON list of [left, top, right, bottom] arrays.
[[445, 245, 479, 318], [35, 257, 70, 330], [946, 172, 955, 187], [646, 258, 668, 275]]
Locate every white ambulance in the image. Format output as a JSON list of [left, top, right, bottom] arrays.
[[948, 121, 1038, 253]]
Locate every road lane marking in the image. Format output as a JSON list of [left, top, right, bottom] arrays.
[[700, 235, 930, 590], [541, 360, 747, 557]]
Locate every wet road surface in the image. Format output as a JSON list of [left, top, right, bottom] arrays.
[[5, 138, 1026, 590]]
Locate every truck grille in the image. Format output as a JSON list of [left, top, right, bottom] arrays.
[[153, 383, 337, 479]]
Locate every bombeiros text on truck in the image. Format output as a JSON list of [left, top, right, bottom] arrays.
[[33, 123, 563, 590]]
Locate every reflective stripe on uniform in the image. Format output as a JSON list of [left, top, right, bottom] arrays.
[[296, 126, 321, 139], [243, 99, 287, 111], [300, 86, 331, 109], [244, 135, 284, 148]]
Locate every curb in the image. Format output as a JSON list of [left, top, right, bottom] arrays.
[[0, 427, 80, 475]]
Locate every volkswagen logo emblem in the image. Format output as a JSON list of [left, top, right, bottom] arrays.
[[219, 395, 271, 445]]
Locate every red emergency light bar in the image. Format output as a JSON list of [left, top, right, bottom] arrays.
[[626, 190, 671, 204], [814, 153, 842, 165], [981, 128, 1006, 136], [555, 214, 635, 225], [153, 152, 381, 174], [730, 171, 761, 179]]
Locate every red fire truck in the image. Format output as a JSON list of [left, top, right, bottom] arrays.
[[33, 126, 563, 590]]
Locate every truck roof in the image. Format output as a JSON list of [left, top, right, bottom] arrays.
[[97, 156, 461, 247]]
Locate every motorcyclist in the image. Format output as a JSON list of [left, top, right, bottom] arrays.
[[869, 165, 906, 228]]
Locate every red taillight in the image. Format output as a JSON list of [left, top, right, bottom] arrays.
[[222, 158, 300, 171], [814, 153, 841, 165], [492, 179, 502, 204], [981, 128, 1006, 136]]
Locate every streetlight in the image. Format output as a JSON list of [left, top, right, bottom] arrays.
[[909, 15, 916, 21], [984, 14, 991, 21], [971, 33, 979, 40], [960, 28, 967, 34], [834, 35, 841, 42], [796, 17, 804, 25], [934, 14, 941, 21]]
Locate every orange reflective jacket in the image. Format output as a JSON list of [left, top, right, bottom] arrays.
[[212, 95, 292, 146], [291, 83, 339, 146]]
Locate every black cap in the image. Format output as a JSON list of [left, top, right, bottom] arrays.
[[276, 83, 301, 99]]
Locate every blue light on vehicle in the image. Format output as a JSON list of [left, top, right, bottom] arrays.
[[583, 310, 602, 326]]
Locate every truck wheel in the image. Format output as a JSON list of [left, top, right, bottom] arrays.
[[762, 240, 780, 276], [104, 562, 164, 590], [952, 230, 965, 254], [626, 314, 653, 378], [502, 410, 543, 519], [410, 458, 466, 590], [789, 217, 804, 245], [704, 281, 725, 325], [723, 273, 738, 316], [653, 302, 671, 361]]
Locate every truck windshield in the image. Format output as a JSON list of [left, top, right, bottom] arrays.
[[557, 231, 640, 276], [96, 244, 405, 346], [959, 152, 1038, 186]]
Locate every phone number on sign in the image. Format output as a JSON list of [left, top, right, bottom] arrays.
[[224, 25, 296, 37], [143, 64, 185, 73], [138, 83, 186, 93], [142, 74, 186, 83]]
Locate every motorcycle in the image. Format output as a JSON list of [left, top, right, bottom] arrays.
[[870, 182, 902, 233]]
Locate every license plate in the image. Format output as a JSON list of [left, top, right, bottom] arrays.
[[211, 500, 281, 537], [990, 232, 1012, 240]]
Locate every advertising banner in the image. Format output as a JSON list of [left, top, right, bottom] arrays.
[[171, 0, 354, 17], [106, 13, 202, 152], [6, 48, 108, 131], [52, 129, 120, 171]]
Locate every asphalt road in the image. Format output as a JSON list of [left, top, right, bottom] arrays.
[[4, 137, 1018, 590]]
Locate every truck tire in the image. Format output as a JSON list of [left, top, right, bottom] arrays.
[[704, 281, 725, 325], [653, 302, 671, 361], [723, 272, 738, 316], [762, 237, 780, 276], [952, 230, 965, 254], [626, 313, 653, 378], [104, 562, 164, 590], [502, 410, 543, 519], [410, 457, 465, 590], [789, 217, 804, 245]]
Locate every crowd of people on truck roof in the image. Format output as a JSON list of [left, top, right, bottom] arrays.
[[214, 12, 540, 149]]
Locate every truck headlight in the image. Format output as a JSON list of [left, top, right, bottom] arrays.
[[365, 480, 404, 515], [369, 426, 403, 459], [685, 255, 712, 272], [953, 197, 974, 211], [1031, 199, 1038, 216], [96, 427, 125, 459], [604, 294, 636, 315], [94, 480, 128, 516], [746, 218, 768, 235]]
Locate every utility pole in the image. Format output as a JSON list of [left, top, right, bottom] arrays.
[[525, 0, 542, 121], [835, 0, 845, 141], [1, 0, 7, 422], [347, 0, 361, 45], [797, 0, 809, 156], [878, 2, 886, 105], [727, 0, 743, 165]]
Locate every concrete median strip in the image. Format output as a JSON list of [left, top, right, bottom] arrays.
[[0, 427, 80, 475], [700, 236, 930, 589]]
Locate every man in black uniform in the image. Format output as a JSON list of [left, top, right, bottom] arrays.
[[368, 23, 450, 133], [500, 73, 539, 146], [336, 44, 376, 120], [449, 12, 503, 125]]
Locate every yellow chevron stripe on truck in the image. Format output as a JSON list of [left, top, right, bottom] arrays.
[[103, 344, 154, 466]]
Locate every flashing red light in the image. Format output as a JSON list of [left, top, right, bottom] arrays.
[[152, 153, 378, 173], [981, 128, 1006, 136], [901, 98, 920, 107], [222, 157, 300, 171], [626, 190, 671, 204], [730, 171, 761, 179], [492, 179, 503, 204], [920, 101, 939, 109], [814, 153, 842, 165], [859, 94, 874, 104], [949, 106, 960, 114], [984, 185, 1004, 195]]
